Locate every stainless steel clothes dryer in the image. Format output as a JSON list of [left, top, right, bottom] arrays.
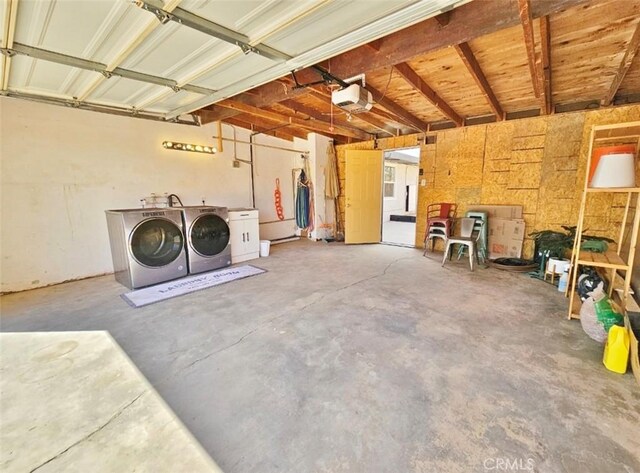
[[178, 206, 231, 274], [105, 208, 188, 289]]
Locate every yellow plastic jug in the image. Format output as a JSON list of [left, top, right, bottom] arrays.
[[603, 325, 629, 374]]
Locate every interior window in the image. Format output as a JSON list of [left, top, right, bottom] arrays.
[[384, 165, 396, 198]]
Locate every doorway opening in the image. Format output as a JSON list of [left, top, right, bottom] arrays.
[[381, 147, 420, 246]]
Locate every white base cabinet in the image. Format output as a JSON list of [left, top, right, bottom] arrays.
[[229, 209, 260, 264]]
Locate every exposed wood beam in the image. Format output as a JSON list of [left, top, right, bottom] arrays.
[[393, 62, 463, 127], [215, 100, 371, 140], [365, 84, 429, 132], [223, 116, 298, 142], [277, 99, 378, 137], [200, 105, 244, 122], [602, 20, 640, 106], [300, 86, 401, 136], [454, 42, 504, 120], [196, 0, 586, 125], [307, 0, 586, 84], [365, 39, 383, 52], [347, 112, 399, 137], [434, 11, 452, 27], [518, 0, 542, 98], [221, 112, 308, 141], [368, 106, 413, 131], [539, 15, 552, 114]]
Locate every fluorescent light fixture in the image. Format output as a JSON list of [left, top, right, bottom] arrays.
[[162, 141, 217, 154]]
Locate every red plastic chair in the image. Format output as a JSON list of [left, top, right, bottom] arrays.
[[423, 203, 457, 253]]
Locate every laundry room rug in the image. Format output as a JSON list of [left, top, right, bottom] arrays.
[[122, 265, 266, 308]]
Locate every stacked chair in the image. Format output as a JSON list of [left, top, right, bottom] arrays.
[[457, 210, 488, 264], [442, 217, 486, 272], [423, 203, 457, 255]]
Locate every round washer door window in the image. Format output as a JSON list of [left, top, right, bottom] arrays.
[[130, 218, 184, 267], [191, 214, 230, 257]]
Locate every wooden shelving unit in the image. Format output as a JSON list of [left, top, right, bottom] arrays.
[[567, 121, 640, 320]]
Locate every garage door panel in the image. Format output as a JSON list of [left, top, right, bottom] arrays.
[[144, 90, 203, 113], [119, 23, 212, 78], [89, 76, 164, 106], [190, 53, 274, 90], [9, 56, 72, 93]]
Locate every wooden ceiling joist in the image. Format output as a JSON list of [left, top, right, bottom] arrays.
[[277, 99, 378, 137], [365, 84, 428, 132], [216, 100, 371, 141], [301, 86, 400, 136], [539, 15, 552, 114], [518, 0, 543, 98], [602, 20, 640, 106], [434, 11, 452, 27], [304, 0, 586, 84], [393, 62, 463, 126], [453, 42, 504, 120], [198, 0, 586, 124], [223, 116, 299, 142]]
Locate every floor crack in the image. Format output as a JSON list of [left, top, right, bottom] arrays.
[[29, 391, 145, 472], [176, 256, 413, 373]]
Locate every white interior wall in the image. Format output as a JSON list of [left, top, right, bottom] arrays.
[[0, 97, 301, 293], [382, 162, 419, 221], [253, 134, 307, 241]]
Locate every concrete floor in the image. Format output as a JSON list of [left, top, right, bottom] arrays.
[[2, 240, 639, 473], [382, 220, 417, 246]]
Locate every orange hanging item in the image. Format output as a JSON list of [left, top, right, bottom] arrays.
[[274, 178, 285, 221]]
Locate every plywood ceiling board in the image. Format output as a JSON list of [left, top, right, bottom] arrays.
[[550, 0, 640, 104], [407, 47, 493, 118], [468, 24, 540, 112]]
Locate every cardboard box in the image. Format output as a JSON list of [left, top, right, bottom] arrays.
[[487, 218, 525, 259], [467, 205, 523, 220]]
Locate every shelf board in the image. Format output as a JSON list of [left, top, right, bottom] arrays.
[[586, 187, 640, 193], [593, 122, 640, 139], [577, 250, 629, 270]]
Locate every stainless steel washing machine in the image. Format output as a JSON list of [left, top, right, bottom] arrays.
[[105, 208, 188, 289], [178, 206, 231, 274]]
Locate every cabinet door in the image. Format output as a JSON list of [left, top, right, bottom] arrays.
[[229, 219, 246, 258], [245, 219, 260, 255]]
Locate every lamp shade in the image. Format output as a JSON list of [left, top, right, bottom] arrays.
[[590, 153, 636, 188]]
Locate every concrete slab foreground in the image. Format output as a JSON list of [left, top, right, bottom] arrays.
[[1, 240, 639, 472], [0, 331, 222, 473]]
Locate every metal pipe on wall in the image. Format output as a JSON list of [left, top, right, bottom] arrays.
[[210, 133, 309, 154]]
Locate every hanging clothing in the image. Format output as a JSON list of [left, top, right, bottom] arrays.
[[296, 169, 311, 230], [325, 143, 340, 200]]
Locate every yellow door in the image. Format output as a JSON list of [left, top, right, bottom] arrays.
[[345, 149, 383, 244]]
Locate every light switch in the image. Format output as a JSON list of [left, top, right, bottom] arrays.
[[420, 179, 427, 187]]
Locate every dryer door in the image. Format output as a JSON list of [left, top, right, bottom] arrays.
[[190, 214, 230, 257], [130, 218, 184, 267]]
